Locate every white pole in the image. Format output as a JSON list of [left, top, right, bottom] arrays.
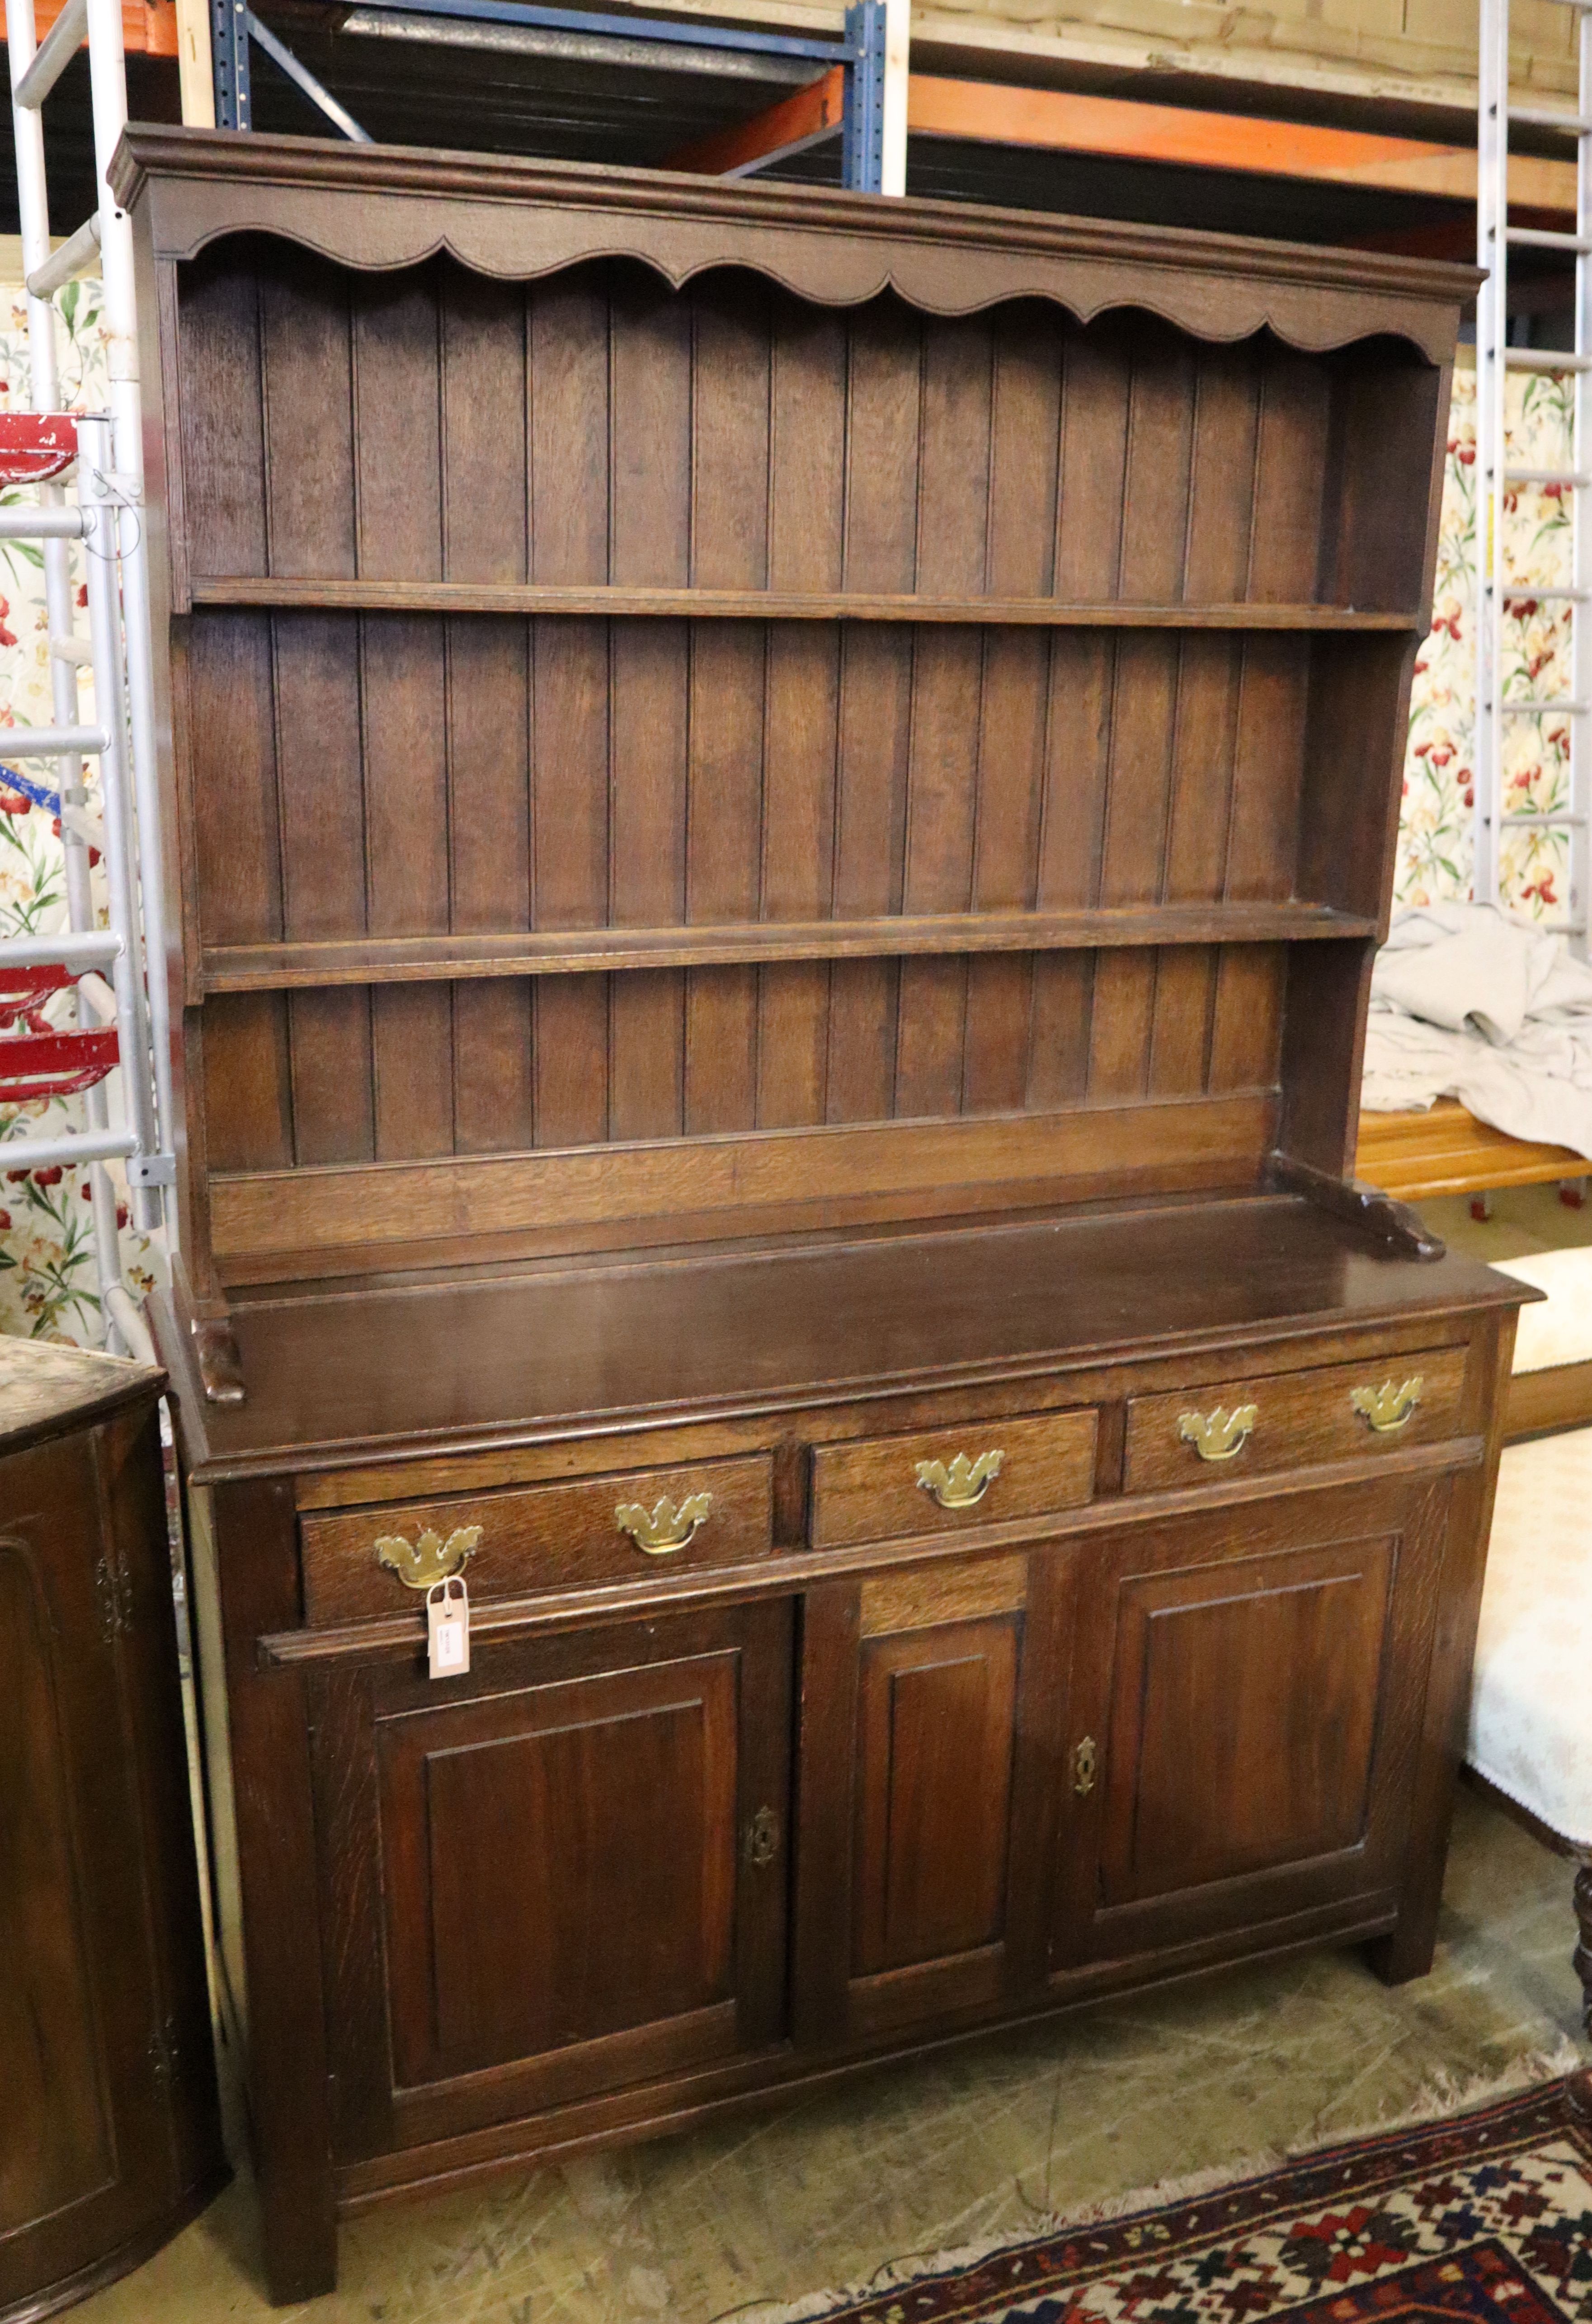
[[77, 413, 160, 1217], [1574, 8, 1592, 955], [8, 0, 125, 1340], [880, 0, 908, 197], [86, 0, 177, 1233]]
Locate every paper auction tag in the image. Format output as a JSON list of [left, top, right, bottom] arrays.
[[426, 1574, 470, 1679]]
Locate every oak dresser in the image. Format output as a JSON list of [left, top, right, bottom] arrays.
[[114, 124, 1526, 2300]]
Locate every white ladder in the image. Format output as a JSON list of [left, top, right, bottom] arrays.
[[4, 0, 172, 1358], [1476, 0, 1592, 955]]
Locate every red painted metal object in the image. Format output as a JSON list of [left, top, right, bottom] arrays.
[[0, 962, 77, 1026], [0, 412, 78, 485], [0, 963, 117, 1102], [0, 1026, 120, 1103]]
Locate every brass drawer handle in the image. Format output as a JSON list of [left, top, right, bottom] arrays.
[[915, 1450, 1004, 1510], [1350, 1376, 1425, 1434], [1178, 1403, 1258, 1463], [615, 1491, 714, 1556], [375, 1524, 482, 1590], [1073, 1736, 1098, 1797]]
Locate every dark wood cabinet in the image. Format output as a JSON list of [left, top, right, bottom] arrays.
[[818, 1550, 1066, 2037], [0, 1344, 227, 2323], [117, 126, 1525, 2302], [311, 1602, 793, 2160], [1052, 1477, 1450, 1971]]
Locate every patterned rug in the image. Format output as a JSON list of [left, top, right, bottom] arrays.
[[753, 2073, 1592, 2324]]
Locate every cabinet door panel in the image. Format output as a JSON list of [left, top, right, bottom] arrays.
[[315, 1600, 792, 2157], [385, 1656, 739, 2082], [1099, 1538, 1392, 1905], [796, 1550, 1067, 2046], [854, 1615, 1017, 1973], [1053, 1475, 1446, 1969]]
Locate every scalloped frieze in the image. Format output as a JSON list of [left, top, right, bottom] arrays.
[[114, 128, 1475, 366]]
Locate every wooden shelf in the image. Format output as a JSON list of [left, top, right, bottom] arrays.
[[186, 577, 1423, 630], [200, 903, 1377, 993]]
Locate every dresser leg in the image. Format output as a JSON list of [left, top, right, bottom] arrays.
[[1574, 1861, 1592, 2040], [1362, 1907, 1439, 1989], [210, 1480, 340, 2302], [259, 2169, 338, 2306]]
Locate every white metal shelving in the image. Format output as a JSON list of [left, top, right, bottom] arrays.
[[1476, 0, 1592, 955], [3, 0, 170, 1360]]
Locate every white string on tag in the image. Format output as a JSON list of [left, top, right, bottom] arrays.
[[426, 1573, 471, 1680]]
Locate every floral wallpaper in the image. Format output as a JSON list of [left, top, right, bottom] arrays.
[[0, 281, 1578, 1342], [1400, 353, 1575, 919], [0, 270, 161, 1343]]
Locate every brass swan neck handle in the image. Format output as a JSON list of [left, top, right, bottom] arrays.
[[375, 1524, 482, 1590], [1177, 1403, 1259, 1463], [915, 1450, 1005, 1510], [615, 1492, 714, 1555], [1350, 1376, 1424, 1434]]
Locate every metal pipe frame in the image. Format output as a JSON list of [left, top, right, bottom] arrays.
[[1479, 0, 1592, 954], [5, 0, 177, 1343]]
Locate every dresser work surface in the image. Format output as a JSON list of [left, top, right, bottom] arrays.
[[119, 125, 1513, 2302]]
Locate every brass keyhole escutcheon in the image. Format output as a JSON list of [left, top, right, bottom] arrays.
[[1073, 1736, 1098, 1797], [614, 1491, 714, 1556], [744, 1806, 780, 1868], [915, 1449, 1004, 1510], [1350, 1376, 1424, 1435], [1177, 1403, 1258, 1463], [375, 1524, 482, 1590]]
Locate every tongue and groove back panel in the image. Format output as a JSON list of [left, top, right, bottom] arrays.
[[126, 149, 1462, 1295]]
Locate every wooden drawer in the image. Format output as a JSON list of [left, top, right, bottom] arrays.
[[300, 1454, 774, 1625], [810, 1408, 1097, 1550], [1123, 1344, 1468, 1495]]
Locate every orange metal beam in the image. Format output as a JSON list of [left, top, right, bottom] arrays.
[[906, 75, 1573, 209], [670, 64, 1575, 215], [0, 0, 178, 57], [668, 65, 843, 176]]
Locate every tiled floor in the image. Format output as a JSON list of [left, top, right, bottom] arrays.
[[79, 1787, 1585, 2324]]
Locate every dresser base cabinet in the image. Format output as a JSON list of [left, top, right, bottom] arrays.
[[156, 1201, 1526, 2305]]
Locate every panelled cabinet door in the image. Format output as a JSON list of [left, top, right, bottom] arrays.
[[796, 1553, 1067, 2047], [311, 1599, 793, 2162], [1051, 1475, 1450, 1972]]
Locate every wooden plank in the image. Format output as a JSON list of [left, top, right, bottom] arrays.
[[529, 269, 609, 586], [208, 1091, 1278, 1264], [1506, 1358, 1592, 1443], [1184, 345, 1261, 605], [686, 290, 769, 1134], [259, 248, 354, 579], [271, 611, 373, 1159], [1355, 1098, 1588, 1200], [1118, 323, 1196, 605], [187, 579, 1422, 629], [198, 900, 1379, 991], [350, 268, 443, 582], [761, 297, 846, 1123], [186, 612, 281, 948], [176, 252, 266, 580], [1248, 350, 1333, 604], [1055, 323, 1130, 602]]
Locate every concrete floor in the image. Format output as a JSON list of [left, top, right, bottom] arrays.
[[78, 1786, 1585, 2324]]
